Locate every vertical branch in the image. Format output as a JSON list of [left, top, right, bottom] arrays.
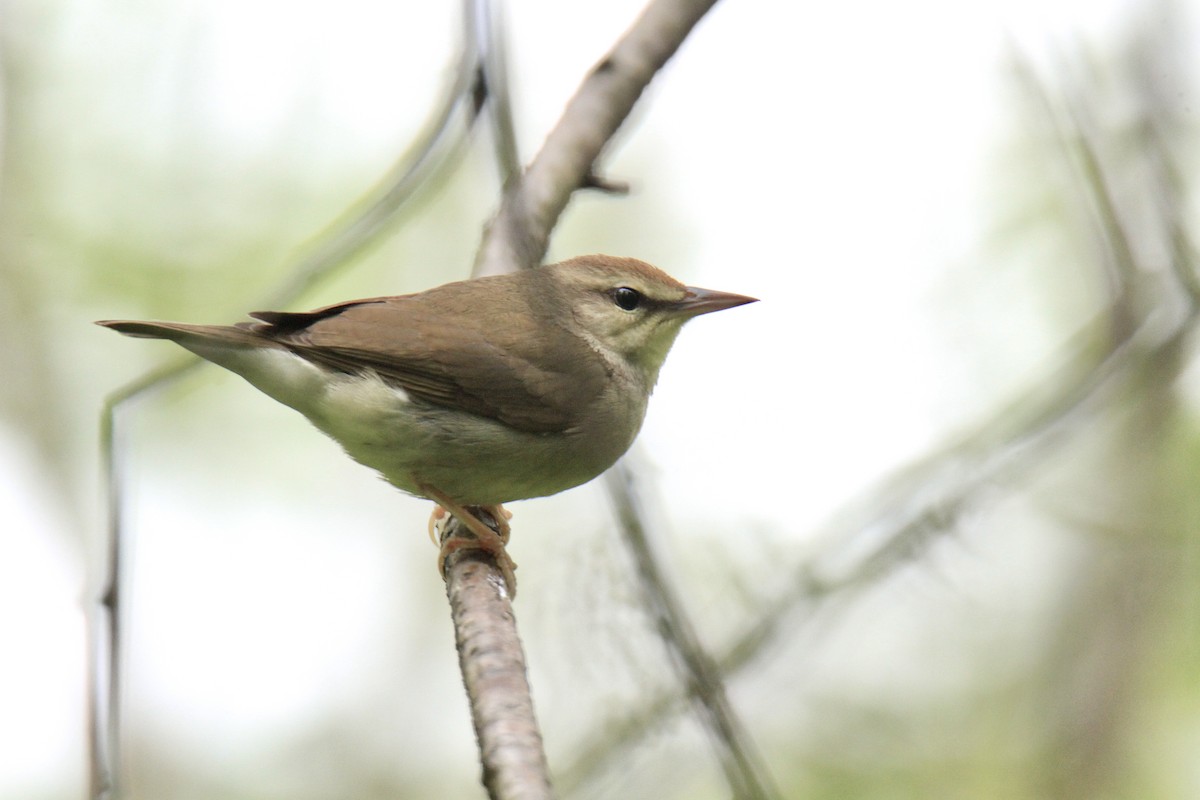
[[89, 399, 124, 800], [444, 540, 555, 800], [471, 0, 521, 187], [92, 359, 198, 800]]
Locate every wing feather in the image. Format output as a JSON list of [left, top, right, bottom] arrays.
[[249, 280, 607, 434]]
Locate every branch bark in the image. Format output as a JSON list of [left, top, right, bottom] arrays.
[[444, 541, 554, 800], [474, 0, 720, 276]]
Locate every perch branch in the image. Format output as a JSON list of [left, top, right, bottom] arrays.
[[442, 517, 555, 800], [447, 0, 722, 796]]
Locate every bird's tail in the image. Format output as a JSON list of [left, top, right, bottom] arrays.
[[96, 320, 267, 348]]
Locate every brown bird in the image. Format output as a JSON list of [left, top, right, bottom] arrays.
[[98, 255, 756, 594]]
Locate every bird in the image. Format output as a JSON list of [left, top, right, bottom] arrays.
[[98, 254, 757, 594]]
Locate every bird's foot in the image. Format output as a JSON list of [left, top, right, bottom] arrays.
[[422, 487, 517, 597]]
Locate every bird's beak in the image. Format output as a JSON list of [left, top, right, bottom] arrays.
[[674, 287, 759, 317]]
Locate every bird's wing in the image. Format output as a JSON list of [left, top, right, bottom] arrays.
[[250, 293, 608, 435]]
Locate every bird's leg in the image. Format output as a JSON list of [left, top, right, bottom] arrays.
[[419, 484, 517, 596], [490, 504, 514, 544], [427, 502, 511, 546], [427, 505, 448, 546]]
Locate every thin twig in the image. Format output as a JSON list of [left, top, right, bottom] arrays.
[[605, 465, 783, 800], [471, 0, 522, 189], [474, 0, 721, 276]]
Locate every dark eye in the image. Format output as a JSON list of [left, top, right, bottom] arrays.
[[611, 286, 642, 311]]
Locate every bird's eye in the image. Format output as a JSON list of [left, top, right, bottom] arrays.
[[611, 286, 642, 311]]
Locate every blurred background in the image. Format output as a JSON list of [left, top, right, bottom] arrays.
[[2, 0, 1199, 798]]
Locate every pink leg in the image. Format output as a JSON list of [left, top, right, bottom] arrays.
[[420, 485, 518, 596]]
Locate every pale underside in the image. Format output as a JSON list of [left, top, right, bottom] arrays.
[[188, 343, 645, 505]]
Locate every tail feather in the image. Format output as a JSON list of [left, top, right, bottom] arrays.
[[96, 319, 322, 409], [96, 320, 268, 348]]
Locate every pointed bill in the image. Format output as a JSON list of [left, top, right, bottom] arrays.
[[673, 286, 759, 317]]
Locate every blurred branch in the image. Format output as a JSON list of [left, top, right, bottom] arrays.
[[90, 3, 495, 796], [1125, 8, 1200, 311], [471, 0, 521, 185], [1014, 21, 1197, 796], [473, 0, 720, 276], [561, 304, 1119, 791], [605, 464, 782, 800], [566, 237, 1198, 800], [561, 36, 1200, 792], [258, 10, 486, 310], [1147, 125, 1200, 308]]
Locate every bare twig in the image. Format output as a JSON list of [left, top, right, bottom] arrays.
[[606, 465, 783, 800], [474, 0, 721, 276], [471, 0, 521, 187]]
